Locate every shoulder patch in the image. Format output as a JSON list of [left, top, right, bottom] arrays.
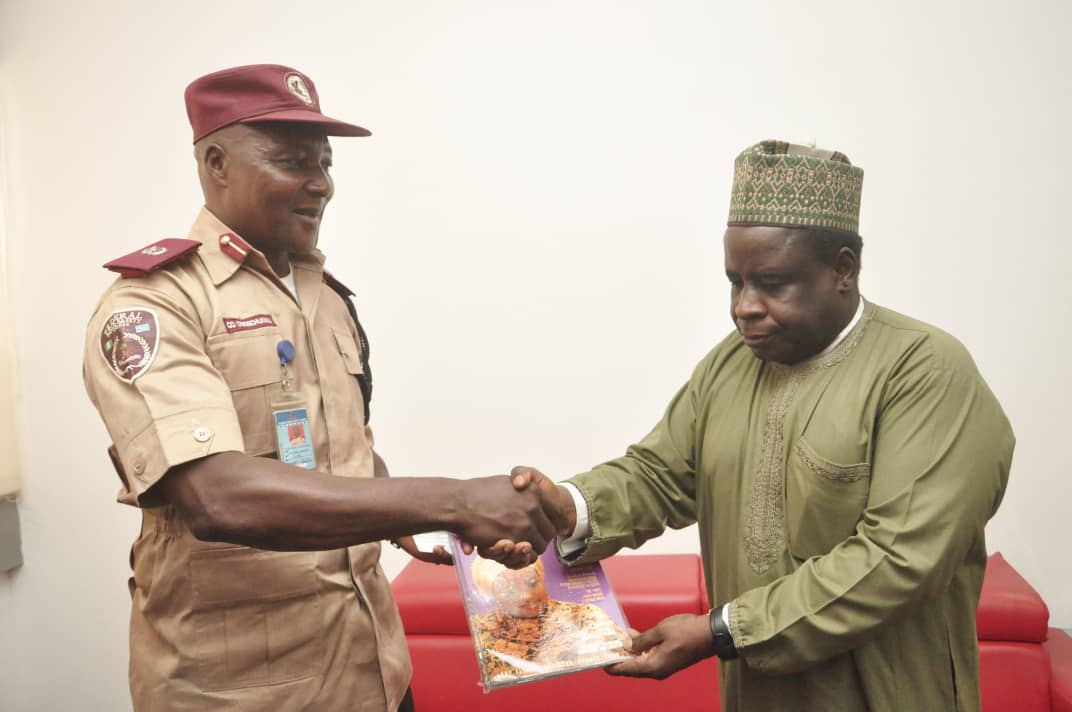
[[99, 307, 160, 382], [324, 270, 355, 297], [103, 238, 200, 278]]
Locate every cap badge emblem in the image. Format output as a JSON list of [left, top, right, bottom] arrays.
[[284, 73, 314, 106], [141, 245, 167, 256]]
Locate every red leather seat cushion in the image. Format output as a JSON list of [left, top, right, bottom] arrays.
[[976, 553, 1049, 643], [602, 554, 711, 629], [393, 553, 720, 710], [394, 552, 1072, 712], [390, 561, 469, 635], [979, 641, 1050, 712], [405, 634, 720, 711], [1046, 628, 1072, 712]]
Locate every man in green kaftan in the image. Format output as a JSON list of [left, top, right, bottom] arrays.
[[506, 140, 1014, 711]]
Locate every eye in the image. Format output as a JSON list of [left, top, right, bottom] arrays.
[[756, 278, 788, 293]]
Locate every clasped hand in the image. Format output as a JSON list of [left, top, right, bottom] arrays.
[[453, 466, 574, 568]]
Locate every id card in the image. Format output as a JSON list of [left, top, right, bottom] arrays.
[[271, 391, 317, 470]]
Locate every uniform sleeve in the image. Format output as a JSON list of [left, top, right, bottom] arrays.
[[563, 373, 701, 565], [83, 283, 245, 506], [727, 353, 1014, 674]]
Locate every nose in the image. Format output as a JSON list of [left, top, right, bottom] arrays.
[[732, 284, 766, 323], [305, 167, 333, 199]]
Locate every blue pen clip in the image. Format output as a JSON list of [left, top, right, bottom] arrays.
[[277, 339, 296, 366], [277, 339, 296, 391]]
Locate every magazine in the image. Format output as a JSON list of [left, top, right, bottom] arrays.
[[449, 536, 632, 691]]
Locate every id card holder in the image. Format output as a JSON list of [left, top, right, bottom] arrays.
[[270, 340, 317, 470]]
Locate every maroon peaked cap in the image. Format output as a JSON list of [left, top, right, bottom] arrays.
[[184, 64, 371, 143]]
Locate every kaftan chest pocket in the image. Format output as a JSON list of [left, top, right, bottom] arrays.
[[187, 547, 325, 691], [785, 436, 871, 560], [206, 332, 283, 456]]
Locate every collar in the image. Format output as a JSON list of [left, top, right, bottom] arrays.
[[189, 207, 326, 286], [816, 296, 865, 359]]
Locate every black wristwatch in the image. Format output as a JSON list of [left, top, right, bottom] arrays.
[[708, 606, 739, 660]]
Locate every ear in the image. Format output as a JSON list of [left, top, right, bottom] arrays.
[[201, 142, 229, 187], [833, 246, 859, 292]]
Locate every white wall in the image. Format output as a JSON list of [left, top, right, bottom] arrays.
[[2, 0, 1069, 709]]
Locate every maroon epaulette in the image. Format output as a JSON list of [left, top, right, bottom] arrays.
[[103, 238, 201, 278], [324, 270, 355, 297]]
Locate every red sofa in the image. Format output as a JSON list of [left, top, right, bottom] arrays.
[[978, 553, 1072, 712], [391, 552, 1071, 711]]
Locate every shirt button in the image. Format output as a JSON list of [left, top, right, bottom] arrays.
[[193, 427, 213, 443]]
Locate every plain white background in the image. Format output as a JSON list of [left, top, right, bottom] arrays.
[[1, 1, 1069, 709]]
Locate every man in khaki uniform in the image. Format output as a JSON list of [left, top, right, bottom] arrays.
[[83, 64, 566, 712], [510, 141, 1014, 711]]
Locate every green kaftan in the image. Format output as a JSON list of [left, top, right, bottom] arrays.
[[566, 300, 1013, 712]]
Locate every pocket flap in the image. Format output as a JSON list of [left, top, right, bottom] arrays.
[[795, 437, 871, 483], [207, 333, 282, 390], [189, 547, 318, 607], [332, 329, 364, 375]]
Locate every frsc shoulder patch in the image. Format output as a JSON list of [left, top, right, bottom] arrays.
[[100, 307, 160, 382], [104, 239, 200, 278]]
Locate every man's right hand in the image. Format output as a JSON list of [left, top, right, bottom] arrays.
[[462, 466, 577, 567], [508, 466, 576, 535], [451, 472, 570, 562]]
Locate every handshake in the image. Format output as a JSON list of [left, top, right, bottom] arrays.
[[397, 465, 718, 682], [401, 466, 576, 569]]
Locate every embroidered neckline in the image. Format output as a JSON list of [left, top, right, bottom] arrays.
[[743, 300, 876, 574], [771, 299, 875, 377]]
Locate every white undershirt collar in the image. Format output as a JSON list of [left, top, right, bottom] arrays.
[[279, 261, 300, 305], [815, 297, 864, 358]]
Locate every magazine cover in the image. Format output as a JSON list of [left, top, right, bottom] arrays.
[[449, 535, 632, 691]]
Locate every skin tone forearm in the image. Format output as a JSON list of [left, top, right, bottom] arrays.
[[157, 451, 568, 555], [374, 450, 453, 564]]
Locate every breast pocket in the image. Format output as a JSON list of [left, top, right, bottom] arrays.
[[207, 332, 284, 456], [331, 327, 370, 427], [331, 328, 363, 376], [785, 435, 871, 560], [186, 547, 325, 691]]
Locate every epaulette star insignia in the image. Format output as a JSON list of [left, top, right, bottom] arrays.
[[103, 239, 200, 278]]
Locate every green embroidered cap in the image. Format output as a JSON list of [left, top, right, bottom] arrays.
[[728, 140, 864, 234]]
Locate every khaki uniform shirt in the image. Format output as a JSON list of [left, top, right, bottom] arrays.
[[83, 208, 411, 711], [567, 301, 1014, 712]]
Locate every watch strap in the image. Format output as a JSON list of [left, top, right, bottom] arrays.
[[708, 606, 739, 660]]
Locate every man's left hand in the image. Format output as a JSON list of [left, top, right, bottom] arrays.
[[393, 535, 453, 565], [606, 613, 716, 680]]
